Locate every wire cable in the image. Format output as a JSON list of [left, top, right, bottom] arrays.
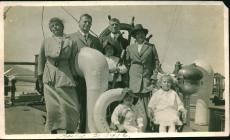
[[60, 6, 99, 38], [161, 6, 181, 65], [41, 6, 45, 40], [4, 7, 12, 19]]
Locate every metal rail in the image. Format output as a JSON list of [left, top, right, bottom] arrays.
[[4, 55, 39, 78], [4, 62, 36, 65]]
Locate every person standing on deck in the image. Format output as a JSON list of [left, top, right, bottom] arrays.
[[38, 17, 80, 134], [126, 24, 160, 131], [100, 18, 130, 88], [69, 13, 103, 133]]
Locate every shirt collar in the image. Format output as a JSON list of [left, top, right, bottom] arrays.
[[52, 33, 68, 39], [110, 32, 120, 39], [79, 30, 89, 38], [136, 40, 147, 46]]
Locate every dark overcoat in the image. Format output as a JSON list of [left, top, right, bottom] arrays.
[[69, 31, 103, 53], [126, 42, 159, 93]]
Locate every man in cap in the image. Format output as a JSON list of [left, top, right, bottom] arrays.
[[100, 18, 130, 88], [126, 24, 160, 131]]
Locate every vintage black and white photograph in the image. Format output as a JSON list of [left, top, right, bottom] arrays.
[[1, 1, 229, 139]]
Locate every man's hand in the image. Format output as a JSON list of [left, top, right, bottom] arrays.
[[37, 75, 43, 93], [117, 124, 125, 132]]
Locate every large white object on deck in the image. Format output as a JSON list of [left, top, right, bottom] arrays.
[[193, 60, 214, 125], [194, 99, 208, 125], [75, 47, 109, 133]]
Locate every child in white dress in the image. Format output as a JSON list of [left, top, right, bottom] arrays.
[[103, 43, 127, 89], [148, 74, 187, 132]]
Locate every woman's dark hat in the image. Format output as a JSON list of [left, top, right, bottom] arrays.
[[102, 40, 116, 54], [121, 88, 139, 105], [131, 24, 148, 37]]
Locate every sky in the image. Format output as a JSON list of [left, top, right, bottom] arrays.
[[3, 2, 227, 75]]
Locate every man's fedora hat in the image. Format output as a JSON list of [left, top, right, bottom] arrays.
[[131, 24, 148, 37]]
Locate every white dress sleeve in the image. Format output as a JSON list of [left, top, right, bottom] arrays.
[[174, 91, 185, 111], [118, 64, 128, 74], [111, 105, 121, 125], [148, 90, 159, 110]]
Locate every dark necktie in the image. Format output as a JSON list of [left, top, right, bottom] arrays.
[[84, 34, 88, 43]]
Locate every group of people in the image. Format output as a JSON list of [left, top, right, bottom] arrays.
[[37, 13, 187, 134]]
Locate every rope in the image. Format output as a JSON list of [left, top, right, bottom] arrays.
[[60, 6, 99, 38], [160, 6, 181, 65], [41, 6, 45, 40], [4, 7, 12, 19], [40, 7, 53, 84]]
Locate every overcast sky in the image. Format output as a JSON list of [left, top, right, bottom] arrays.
[[3, 2, 227, 75]]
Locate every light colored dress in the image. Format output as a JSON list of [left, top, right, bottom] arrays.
[[38, 35, 80, 132], [148, 89, 185, 126], [105, 56, 127, 82], [111, 104, 143, 132]]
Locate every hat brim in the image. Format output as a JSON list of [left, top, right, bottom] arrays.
[[122, 92, 139, 105], [131, 29, 148, 37]]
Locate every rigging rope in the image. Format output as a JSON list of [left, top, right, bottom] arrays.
[[41, 6, 45, 40], [4, 7, 11, 19], [160, 6, 181, 65], [60, 6, 99, 38]]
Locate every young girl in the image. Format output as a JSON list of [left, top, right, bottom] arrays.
[[111, 88, 143, 133], [103, 43, 127, 89], [148, 74, 187, 132]]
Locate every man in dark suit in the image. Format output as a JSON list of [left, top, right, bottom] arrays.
[[69, 13, 103, 133], [100, 18, 129, 58], [126, 24, 160, 131], [70, 13, 103, 52], [100, 18, 130, 88]]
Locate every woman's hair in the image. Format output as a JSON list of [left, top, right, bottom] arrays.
[[49, 17, 64, 29], [158, 74, 174, 88]]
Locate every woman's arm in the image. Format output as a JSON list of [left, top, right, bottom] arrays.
[[111, 105, 121, 126], [175, 91, 185, 112], [37, 40, 46, 78]]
